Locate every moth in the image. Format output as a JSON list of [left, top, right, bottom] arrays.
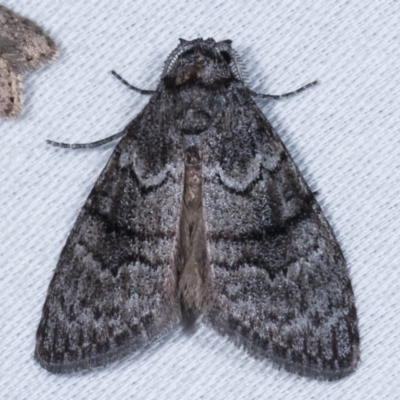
[[0, 4, 58, 118], [36, 38, 359, 380]]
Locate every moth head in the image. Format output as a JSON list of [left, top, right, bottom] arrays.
[[161, 38, 246, 88]]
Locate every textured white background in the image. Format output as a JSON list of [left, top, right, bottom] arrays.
[[1, 1, 399, 399]]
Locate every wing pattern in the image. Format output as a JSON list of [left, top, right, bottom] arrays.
[[202, 84, 359, 379], [35, 92, 185, 372], [36, 38, 359, 379]]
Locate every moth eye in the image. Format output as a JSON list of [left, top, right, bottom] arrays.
[[220, 51, 231, 64]]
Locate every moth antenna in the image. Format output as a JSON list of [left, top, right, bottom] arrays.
[[230, 48, 248, 83], [216, 41, 246, 83], [111, 70, 155, 95]]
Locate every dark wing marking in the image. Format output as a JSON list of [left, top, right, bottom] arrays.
[[202, 84, 359, 380], [35, 92, 185, 373]]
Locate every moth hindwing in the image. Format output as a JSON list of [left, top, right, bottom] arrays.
[[36, 38, 359, 380]]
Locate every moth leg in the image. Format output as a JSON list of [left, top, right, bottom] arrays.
[[46, 130, 126, 149], [111, 70, 155, 95], [250, 80, 318, 100]]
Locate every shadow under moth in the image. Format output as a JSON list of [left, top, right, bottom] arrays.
[[0, 4, 58, 118], [35, 38, 359, 380]]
